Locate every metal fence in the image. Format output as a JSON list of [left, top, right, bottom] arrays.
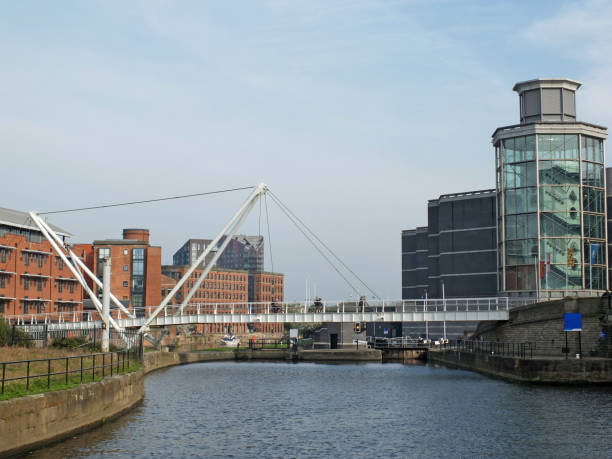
[[1, 344, 143, 395], [452, 339, 534, 359], [5, 324, 141, 351], [247, 338, 288, 350]]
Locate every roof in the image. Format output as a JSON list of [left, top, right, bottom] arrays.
[[0, 207, 72, 237], [512, 78, 582, 93], [93, 239, 150, 246]]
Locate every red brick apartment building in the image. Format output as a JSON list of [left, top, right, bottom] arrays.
[[250, 271, 284, 333], [162, 265, 250, 334], [0, 207, 83, 319], [74, 228, 161, 317]]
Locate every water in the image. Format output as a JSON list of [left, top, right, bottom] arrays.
[[27, 362, 612, 458]]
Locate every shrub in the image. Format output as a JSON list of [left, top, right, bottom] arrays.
[[0, 317, 33, 347]]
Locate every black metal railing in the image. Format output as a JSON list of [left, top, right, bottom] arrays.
[[1, 342, 143, 396], [247, 338, 288, 350], [452, 339, 534, 359]]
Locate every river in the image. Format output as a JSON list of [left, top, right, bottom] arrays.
[[27, 361, 612, 458]]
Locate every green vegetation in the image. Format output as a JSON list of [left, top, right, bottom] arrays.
[[0, 362, 141, 402], [0, 318, 32, 347]]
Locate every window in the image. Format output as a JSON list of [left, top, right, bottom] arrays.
[[124, 249, 129, 255], [0, 250, 5, 263], [123, 281, 129, 287], [123, 265, 129, 271], [0, 276, 4, 288]]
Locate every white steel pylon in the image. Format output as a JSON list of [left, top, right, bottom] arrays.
[[137, 182, 269, 334]]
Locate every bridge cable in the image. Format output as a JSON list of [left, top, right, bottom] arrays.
[[267, 192, 361, 297], [40, 185, 255, 215], [269, 191, 380, 299], [264, 193, 274, 273]]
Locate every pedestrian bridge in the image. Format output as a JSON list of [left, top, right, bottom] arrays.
[[7, 297, 534, 332]]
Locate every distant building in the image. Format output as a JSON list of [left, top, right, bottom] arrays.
[[172, 239, 215, 269], [162, 265, 249, 334], [74, 228, 161, 317], [172, 235, 264, 272], [0, 207, 83, 318], [402, 190, 497, 299], [217, 235, 264, 272]]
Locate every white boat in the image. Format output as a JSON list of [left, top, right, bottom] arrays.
[[220, 334, 241, 347]]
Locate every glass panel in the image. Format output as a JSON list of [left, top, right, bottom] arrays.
[[505, 189, 516, 214], [586, 266, 605, 290], [527, 213, 538, 238], [539, 186, 580, 212], [515, 188, 526, 213], [584, 214, 605, 239], [539, 160, 579, 184], [503, 138, 515, 163], [582, 162, 604, 188], [584, 241, 605, 265], [506, 266, 517, 290], [538, 134, 563, 159], [526, 187, 537, 212], [505, 215, 516, 240], [540, 238, 581, 264], [525, 135, 536, 160], [581, 135, 602, 163], [506, 239, 538, 265], [583, 187, 604, 213], [540, 212, 581, 237], [565, 135, 579, 158], [538, 134, 578, 159]]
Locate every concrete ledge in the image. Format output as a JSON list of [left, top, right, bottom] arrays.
[[299, 349, 382, 362], [429, 350, 612, 384]]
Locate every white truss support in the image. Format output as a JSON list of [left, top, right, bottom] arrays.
[[29, 212, 124, 332], [137, 183, 269, 334], [178, 197, 259, 313], [34, 213, 136, 319]]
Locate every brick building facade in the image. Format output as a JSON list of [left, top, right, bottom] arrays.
[[74, 228, 161, 317], [0, 207, 83, 319], [249, 271, 284, 334], [162, 265, 250, 334]]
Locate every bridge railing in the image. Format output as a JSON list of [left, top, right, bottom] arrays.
[[1, 297, 530, 326]]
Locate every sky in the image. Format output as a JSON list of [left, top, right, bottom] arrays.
[[2, 0, 612, 301]]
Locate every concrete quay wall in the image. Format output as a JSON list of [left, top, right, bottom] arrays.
[[474, 297, 612, 358], [429, 349, 612, 384], [0, 369, 145, 458]]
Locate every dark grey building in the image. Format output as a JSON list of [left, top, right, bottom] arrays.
[[173, 235, 264, 272], [217, 235, 264, 272], [402, 190, 497, 299], [172, 239, 215, 269]]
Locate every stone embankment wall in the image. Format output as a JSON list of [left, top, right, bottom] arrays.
[[474, 297, 612, 358], [0, 369, 146, 457], [429, 349, 612, 384]]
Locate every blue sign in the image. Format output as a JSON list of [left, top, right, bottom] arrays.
[[383, 328, 389, 335], [564, 313, 582, 332], [601, 331, 607, 339], [590, 243, 600, 264]]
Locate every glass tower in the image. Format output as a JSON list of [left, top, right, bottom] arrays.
[[493, 79, 608, 298]]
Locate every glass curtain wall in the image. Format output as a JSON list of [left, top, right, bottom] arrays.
[[499, 135, 538, 291], [497, 133, 607, 294]]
